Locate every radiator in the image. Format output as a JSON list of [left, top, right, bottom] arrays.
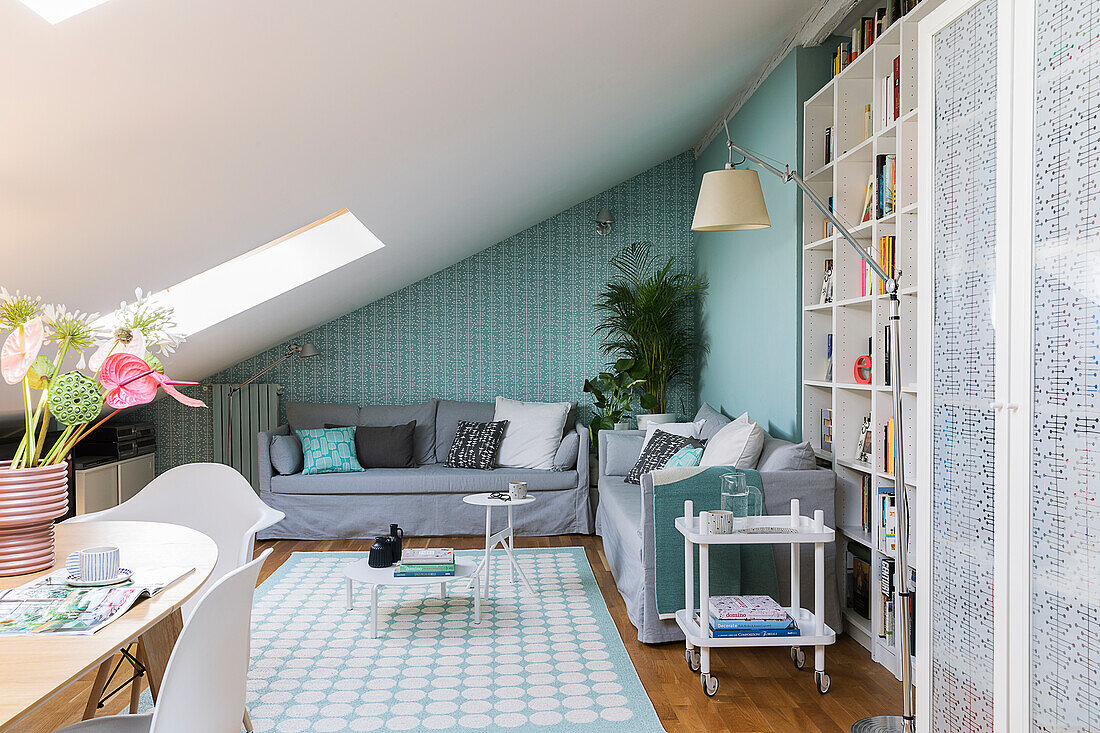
[[212, 383, 280, 490]]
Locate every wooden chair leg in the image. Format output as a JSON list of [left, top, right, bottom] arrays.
[[243, 707, 253, 732], [83, 659, 112, 720]]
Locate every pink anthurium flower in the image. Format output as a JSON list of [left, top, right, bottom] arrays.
[[99, 353, 206, 409], [2, 316, 44, 385]]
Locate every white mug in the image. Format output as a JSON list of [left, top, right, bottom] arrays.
[[706, 510, 735, 534], [79, 546, 120, 582], [508, 481, 528, 499]]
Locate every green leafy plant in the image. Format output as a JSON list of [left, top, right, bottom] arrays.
[[594, 242, 708, 415], [583, 358, 647, 443]]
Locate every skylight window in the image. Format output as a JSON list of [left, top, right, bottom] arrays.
[[19, 0, 113, 23], [151, 209, 384, 338]]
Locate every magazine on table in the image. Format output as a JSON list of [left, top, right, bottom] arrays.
[[0, 566, 194, 636]]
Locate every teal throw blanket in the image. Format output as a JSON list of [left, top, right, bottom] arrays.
[[651, 466, 779, 617]]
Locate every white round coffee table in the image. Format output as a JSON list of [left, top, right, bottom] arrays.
[[344, 557, 481, 638], [463, 492, 538, 599]]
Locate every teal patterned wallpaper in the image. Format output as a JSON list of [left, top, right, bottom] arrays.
[[137, 152, 697, 473]]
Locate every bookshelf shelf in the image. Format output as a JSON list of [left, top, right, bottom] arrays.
[[801, 0, 937, 682]]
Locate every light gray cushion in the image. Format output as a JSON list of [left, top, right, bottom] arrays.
[[494, 397, 572, 469], [269, 434, 303, 475], [286, 402, 360, 431], [757, 438, 818, 471], [694, 402, 732, 442], [553, 432, 580, 471], [270, 465, 579, 495], [358, 400, 438, 465], [435, 400, 496, 462], [603, 432, 645, 477]]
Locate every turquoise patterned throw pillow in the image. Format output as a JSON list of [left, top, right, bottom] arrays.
[[296, 427, 365, 475], [663, 446, 703, 469]]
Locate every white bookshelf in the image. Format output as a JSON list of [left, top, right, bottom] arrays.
[[800, 0, 940, 680]]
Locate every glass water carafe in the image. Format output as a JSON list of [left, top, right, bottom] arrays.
[[721, 472, 763, 530]]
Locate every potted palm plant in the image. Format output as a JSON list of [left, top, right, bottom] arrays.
[[594, 242, 707, 429], [583, 357, 647, 444], [0, 289, 206, 576]]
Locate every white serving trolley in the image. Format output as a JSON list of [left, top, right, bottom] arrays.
[[675, 498, 836, 697]]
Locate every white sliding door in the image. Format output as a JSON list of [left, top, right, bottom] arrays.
[[1028, 0, 1100, 729], [922, 1, 1001, 730]]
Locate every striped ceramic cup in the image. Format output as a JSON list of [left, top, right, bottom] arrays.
[[79, 546, 120, 582]]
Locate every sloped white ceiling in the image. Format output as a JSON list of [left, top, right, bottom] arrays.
[[1, 0, 812, 418]]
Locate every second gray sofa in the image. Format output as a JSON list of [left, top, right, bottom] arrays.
[[257, 399, 591, 539]]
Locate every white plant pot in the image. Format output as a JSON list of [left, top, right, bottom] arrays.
[[637, 413, 677, 430]]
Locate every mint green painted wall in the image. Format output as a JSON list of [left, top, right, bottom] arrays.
[[694, 47, 832, 441]]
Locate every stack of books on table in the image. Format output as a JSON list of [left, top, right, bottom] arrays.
[[705, 595, 800, 638], [393, 548, 455, 577]]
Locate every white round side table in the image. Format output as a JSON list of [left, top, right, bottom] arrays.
[[462, 492, 537, 599], [344, 557, 481, 638]]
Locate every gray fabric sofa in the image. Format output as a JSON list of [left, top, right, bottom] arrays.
[[257, 399, 591, 539], [594, 429, 839, 644]]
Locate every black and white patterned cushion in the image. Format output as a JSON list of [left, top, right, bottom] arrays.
[[445, 420, 508, 470], [625, 431, 705, 484]]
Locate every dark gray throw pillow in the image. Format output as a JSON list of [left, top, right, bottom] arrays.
[[270, 434, 304, 475], [445, 420, 508, 470], [626, 431, 705, 484], [326, 421, 417, 468]]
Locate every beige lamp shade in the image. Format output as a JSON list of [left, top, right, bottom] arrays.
[[691, 168, 771, 231]]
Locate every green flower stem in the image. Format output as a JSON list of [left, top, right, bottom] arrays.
[[32, 402, 52, 467], [41, 424, 75, 465]]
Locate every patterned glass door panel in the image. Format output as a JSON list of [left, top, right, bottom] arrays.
[[1031, 1, 1100, 729], [930, 2, 998, 731]]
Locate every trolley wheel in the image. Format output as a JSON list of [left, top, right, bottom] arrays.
[[701, 672, 719, 697], [791, 646, 806, 669], [815, 670, 831, 695], [685, 647, 700, 672]]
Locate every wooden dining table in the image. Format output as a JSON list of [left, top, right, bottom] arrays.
[[0, 521, 217, 732]]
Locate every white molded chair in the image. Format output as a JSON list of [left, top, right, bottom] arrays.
[[67, 463, 283, 727], [57, 549, 273, 733], [68, 463, 284, 618]]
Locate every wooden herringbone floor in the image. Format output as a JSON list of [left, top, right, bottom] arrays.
[[22, 534, 899, 733]]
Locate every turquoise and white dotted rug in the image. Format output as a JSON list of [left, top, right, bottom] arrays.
[[235, 547, 662, 732]]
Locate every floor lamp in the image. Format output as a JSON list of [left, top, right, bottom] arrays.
[[225, 343, 320, 470], [693, 122, 914, 733]]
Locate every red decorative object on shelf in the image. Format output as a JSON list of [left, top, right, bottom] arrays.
[[853, 355, 873, 384]]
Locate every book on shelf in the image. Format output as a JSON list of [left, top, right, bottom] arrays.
[[861, 474, 873, 533], [821, 408, 833, 452], [824, 197, 835, 237], [879, 487, 897, 554], [883, 417, 896, 476], [401, 548, 454, 564], [709, 625, 801, 639], [824, 333, 834, 381], [875, 155, 896, 219], [860, 173, 875, 223], [884, 324, 891, 385], [863, 103, 873, 140], [819, 258, 834, 304], [874, 7, 887, 36], [877, 235, 896, 294], [856, 415, 873, 464], [709, 595, 787, 621], [852, 553, 871, 618], [879, 557, 895, 639], [893, 55, 902, 119], [861, 245, 876, 297], [832, 41, 852, 76], [824, 126, 832, 164]]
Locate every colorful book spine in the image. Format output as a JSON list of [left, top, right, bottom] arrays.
[[709, 616, 796, 631], [394, 563, 456, 577], [708, 626, 801, 639], [821, 408, 833, 452]]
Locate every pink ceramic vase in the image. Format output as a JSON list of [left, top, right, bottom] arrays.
[[0, 460, 69, 577]]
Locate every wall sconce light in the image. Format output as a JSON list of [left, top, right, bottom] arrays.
[[595, 209, 614, 236]]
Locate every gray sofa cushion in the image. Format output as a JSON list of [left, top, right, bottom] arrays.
[[270, 465, 579, 496], [358, 400, 438, 465], [286, 402, 360, 430], [694, 402, 731, 442], [434, 400, 496, 463], [553, 432, 580, 471], [270, 434, 303, 475], [757, 437, 817, 471], [603, 431, 645, 477]]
